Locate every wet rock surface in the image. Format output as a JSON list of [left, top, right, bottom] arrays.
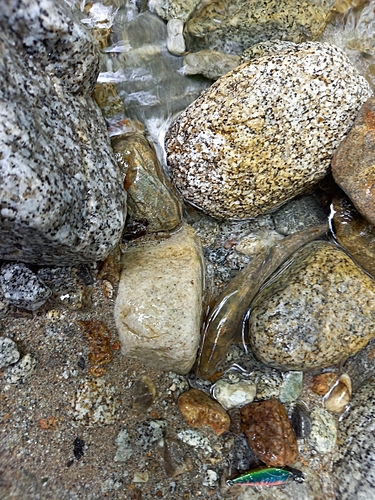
[[333, 381, 375, 500], [332, 97, 375, 226], [178, 388, 230, 435], [114, 224, 203, 374], [185, 0, 334, 54], [182, 50, 241, 80], [241, 399, 298, 467], [166, 42, 370, 219], [0, 0, 126, 265], [250, 241, 375, 371]]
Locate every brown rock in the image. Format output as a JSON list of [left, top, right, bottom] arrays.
[[311, 372, 338, 396], [178, 388, 230, 435], [332, 97, 375, 226], [78, 320, 113, 366], [332, 195, 375, 278], [240, 399, 298, 467]]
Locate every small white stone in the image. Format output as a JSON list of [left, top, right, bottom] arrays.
[[212, 379, 256, 410], [167, 19, 185, 56], [0, 337, 20, 369]]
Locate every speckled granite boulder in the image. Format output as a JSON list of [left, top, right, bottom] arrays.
[[0, 0, 126, 265], [249, 241, 375, 371], [166, 42, 371, 219], [114, 224, 204, 374], [333, 381, 375, 499], [332, 97, 375, 227], [185, 0, 335, 55]]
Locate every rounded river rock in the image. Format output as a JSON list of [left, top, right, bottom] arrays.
[[249, 241, 375, 371], [166, 42, 371, 219]]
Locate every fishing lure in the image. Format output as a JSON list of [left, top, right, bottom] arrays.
[[196, 224, 329, 379], [226, 466, 305, 487]]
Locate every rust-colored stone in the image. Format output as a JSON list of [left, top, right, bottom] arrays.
[[88, 366, 107, 378], [240, 398, 298, 467], [97, 246, 121, 286], [332, 97, 375, 226], [311, 372, 338, 396], [178, 388, 230, 435], [39, 417, 59, 430], [78, 320, 113, 366]]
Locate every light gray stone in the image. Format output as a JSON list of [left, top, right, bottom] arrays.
[[182, 50, 241, 80], [114, 428, 133, 462], [0, 263, 51, 311], [279, 372, 304, 403], [273, 195, 328, 235], [249, 241, 375, 371], [4, 353, 37, 384], [149, 0, 200, 22], [308, 407, 337, 454], [212, 379, 256, 410], [333, 382, 375, 500], [166, 42, 371, 219], [114, 224, 204, 374], [0, 337, 20, 369], [0, 0, 126, 265], [167, 19, 186, 56]]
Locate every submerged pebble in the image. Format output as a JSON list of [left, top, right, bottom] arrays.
[[290, 403, 312, 440], [212, 379, 256, 410], [279, 372, 303, 404], [167, 19, 185, 55], [4, 353, 37, 384], [324, 374, 352, 413], [308, 407, 337, 453], [114, 428, 133, 462]]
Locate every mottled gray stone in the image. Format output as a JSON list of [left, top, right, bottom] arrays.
[[149, 0, 200, 22], [241, 40, 301, 62], [309, 407, 337, 453], [212, 379, 256, 410], [166, 43, 371, 219], [333, 382, 375, 500], [136, 419, 167, 449], [279, 371, 303, 403], [185, 0, 335, 55], [114, 428, 133, 462], [273, 196, 328, 235], [0, 263, 51, 310], [0, 0, 126, 265], [0, 337, 20, 369], [249, 241, 375, 371], [114, 224, 204, 374], [4, 353, 37, 384]]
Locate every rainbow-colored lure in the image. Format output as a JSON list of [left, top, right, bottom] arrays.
[[226, 466, 305, 487]]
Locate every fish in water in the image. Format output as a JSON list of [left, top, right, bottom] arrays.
[[226, 466, 305, 487], [196, 224, 329, 379]]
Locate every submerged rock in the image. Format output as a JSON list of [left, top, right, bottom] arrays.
[[185, 0, 335, 55], [241, 40, 301, 62], [0, 0, 126, 265], [112, 133, 182, 233], [114, 224, 204, 374], [0, 337, 20, 370], [332, 195, 375, 278], [332, 97, 375, 226], [241, 399, 298, 467], [249, 241, 375, 371], [182, 50, 241, 80], [166, 42, 371, 219], [4, 353, 38, 384], [149, 0, 200, 22], [333, 381, 375, 499], [167, 19, 186, 56], [309, 407, 337, 453]]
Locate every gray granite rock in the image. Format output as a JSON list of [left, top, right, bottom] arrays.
[[4, 353, 38, 384], [166, 42, 371, 219], [0, 0, 126, 265], [182, 50, 241, 80], [333, 381, 375, 500], [0, 263, 51, 310], [149, 0, 200, 22], [249, 241, 375, 371], [0, 337, 20, 369], [185, 0, 335, 55], [273, 196, 328, 235], [114, 224, 204, 374], [241, 40, 301, 62], [308, 407, 337, 453]]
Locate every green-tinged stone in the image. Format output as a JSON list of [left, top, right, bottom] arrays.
[[279, 372, 303, 403]]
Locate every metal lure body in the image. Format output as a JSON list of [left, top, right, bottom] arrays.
[[226, 466, 305, 487]]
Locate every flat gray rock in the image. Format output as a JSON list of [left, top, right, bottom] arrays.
[[0, 0, 126, 265], [166, 42, 371, 219], [0, 337, 20, 369]]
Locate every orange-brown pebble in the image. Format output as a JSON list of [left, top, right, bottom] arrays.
[[240, 398, 298, 467], [311, 372, 338, 395], [39, 417, 59, 430], [88, 366, 107, 378], [178, 388, 230, 435], [97, 247, 121, 286], [78, 320, 113, 366]]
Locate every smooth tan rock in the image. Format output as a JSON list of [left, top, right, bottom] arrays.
[[178, 388, 230, 435], [332, 97, 375, 226], [240, 399, 298, 467], [114, 225, 203, 374], [249, 241, 375, 371], [324, 374, 352, 413]]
